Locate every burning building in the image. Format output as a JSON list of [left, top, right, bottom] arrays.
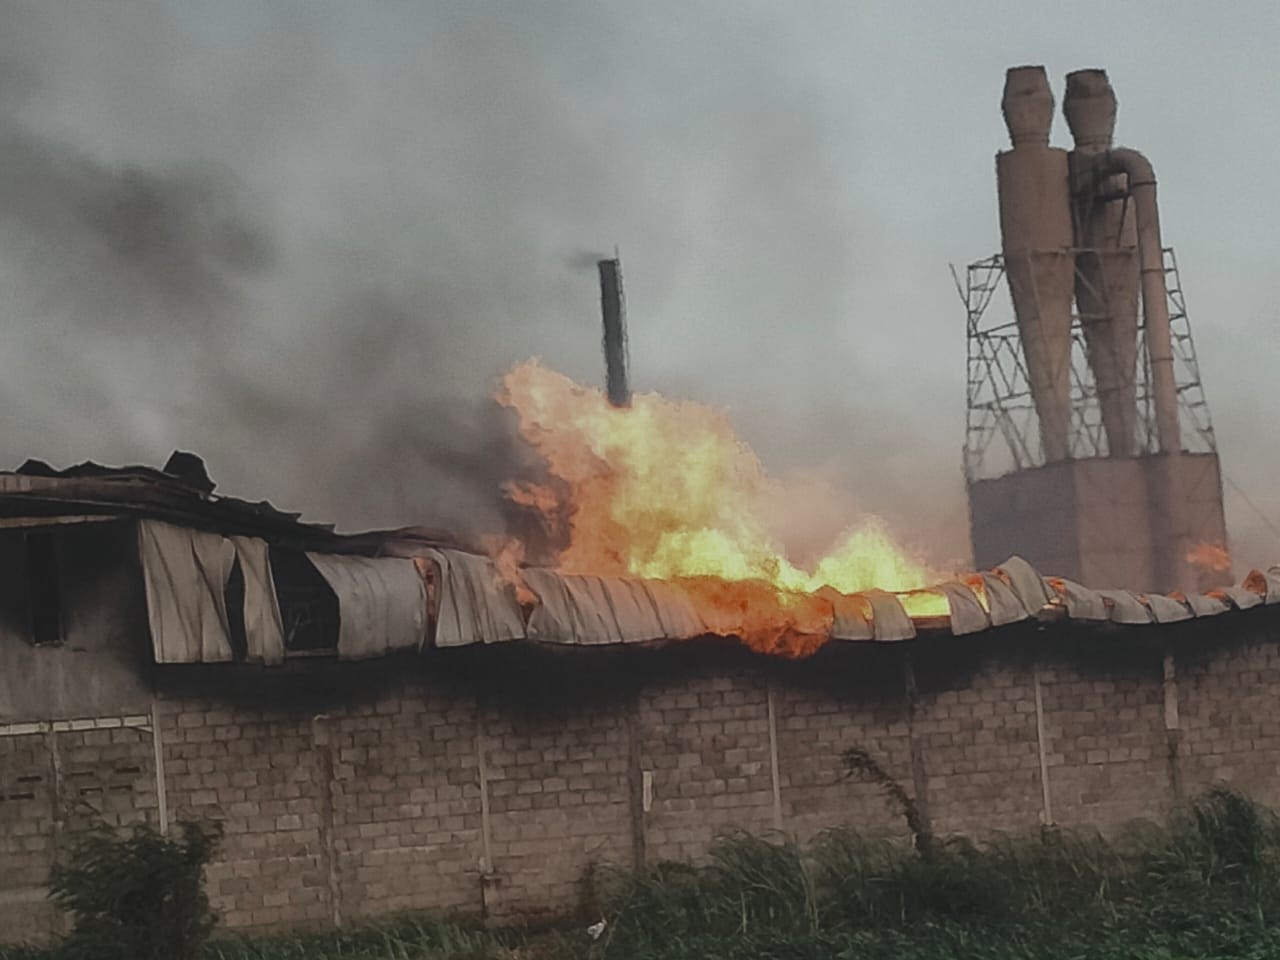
[[1, 453, 1279, 943], [964, 67, 1230, 595], [0, 63, 1266, 948]]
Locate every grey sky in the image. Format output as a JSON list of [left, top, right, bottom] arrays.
[[0, 1, 1276, 573]]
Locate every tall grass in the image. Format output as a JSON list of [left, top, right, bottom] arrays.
[[202, 919, 530, 960], [600, 787, 1280, 958], [7, 788, 1280, 960]]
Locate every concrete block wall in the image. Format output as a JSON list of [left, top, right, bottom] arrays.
[[5, 613, 1280, 944], [163, 701, 329, 931], [0, 732, 58, 943], [1179, 635, 1280, 800], [913, 654, 1044, 836], [0, 718, 158, 943], [482, 696, 632, 919], [1037, 651, 1171, 828], [639, 670, 776, 862], [329, 689, 481, 923], [773, 657, 910, 842]]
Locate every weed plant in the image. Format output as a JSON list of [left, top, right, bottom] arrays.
[[600, 787, 1280, 958], [6, 788, 1280, 959]]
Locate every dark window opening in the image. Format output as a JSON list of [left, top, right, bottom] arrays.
[[224, 556, 248, 661], [268, 547, 339, 653], [25, 532, 62, 646]]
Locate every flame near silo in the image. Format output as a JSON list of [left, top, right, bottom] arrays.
[[495, 359, 940, 653]]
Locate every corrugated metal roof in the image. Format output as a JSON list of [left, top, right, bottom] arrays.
[[936, 581, 991, 635], [423, 548, 524, 648], [0, 459, 462, 555], [522, 571, 706, 645], [415, 549, 1280, 654], [1244, 567, 1280, 604], [6, 459, 1278, 663], [977, 573, 1031, 625], [1144, 593, 1193, 624]]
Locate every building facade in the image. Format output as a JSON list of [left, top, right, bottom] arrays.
[[2, 460, 1278, 943]]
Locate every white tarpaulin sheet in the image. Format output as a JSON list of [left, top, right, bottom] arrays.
[[822, 589, 873, 641], [979, 573, 1031, 625], [1097, 589, 1153, 625], [1244, 567, 1280, 604], [1145, 593, 1193, 624], [936, 582, 991, 635], [423, 549, 525, 647], [1219, 586, 1264, 611], [861, 589, 916, 642], [523, 570, 704, 645], [996, 556, 1055, 612], [305, 553, 427, 659], [1186, 592, 1231, 617], [1048, 579, 1108, 621], [137, 519, 235, 663], [230, 536, 286, 665], [642, 580, 712, 639]]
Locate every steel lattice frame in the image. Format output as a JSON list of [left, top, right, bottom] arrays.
[[959, 247, 1217, 483]]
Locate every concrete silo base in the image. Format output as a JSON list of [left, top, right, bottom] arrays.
[[968, 453, 1230, 593]]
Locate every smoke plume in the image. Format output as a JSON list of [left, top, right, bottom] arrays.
[[1, 2, 1273, 572]]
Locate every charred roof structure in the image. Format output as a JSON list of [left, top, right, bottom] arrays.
[[2, 452, 1276, 721], [3, 453, 1279, 942]]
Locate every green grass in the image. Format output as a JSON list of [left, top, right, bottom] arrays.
[[200, 919, 532, 960], [596, 787, 1280, 958], [10, 788, 1280, 959]]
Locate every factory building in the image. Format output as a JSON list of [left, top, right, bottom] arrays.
[[2, 455, 1277, 943]]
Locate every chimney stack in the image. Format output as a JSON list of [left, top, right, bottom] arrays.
[[597, 257, 630, 408]]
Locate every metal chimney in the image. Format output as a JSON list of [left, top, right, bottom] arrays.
[[996, 66, 1075, 462], [597, 257, 630, 408], [1064, 69, 1140, 457]]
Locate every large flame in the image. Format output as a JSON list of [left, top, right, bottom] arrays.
[[496, 360, 942, 654]]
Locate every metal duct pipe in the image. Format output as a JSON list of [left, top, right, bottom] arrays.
[[996, 66, 1075, 462], [1064, 70, 1140, 457], [1093, 148, 1180, 454], [1082, 142, 1189, 591]]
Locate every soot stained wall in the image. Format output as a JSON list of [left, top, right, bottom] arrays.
[[0, 521, 151, 721]]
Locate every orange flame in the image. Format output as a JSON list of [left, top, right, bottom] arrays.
[[496, 360, 940, 653], [478, 535, 538, 608], [1185, 541, 1232, 574]]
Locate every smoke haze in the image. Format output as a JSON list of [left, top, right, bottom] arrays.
[[0, 1, 1276, 572]]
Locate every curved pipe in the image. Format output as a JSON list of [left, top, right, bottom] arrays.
[[1098, 148, 1180, 454], [1096, 147, 1192, 590]]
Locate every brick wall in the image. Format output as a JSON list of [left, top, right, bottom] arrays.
[[0, 731, 57, 942], [913, 646, 1044, 837], [4, 613, 1280, 944], [1179, 630, 1280, 800], [774, 650, 910, 842], [639, 669, 776, 862], [1037, 643, 1172, 828], [329, 687, 481, 923], [0, 716, 158, 943], [163, 701, 329, 931], [482, 695, 632, 919]]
